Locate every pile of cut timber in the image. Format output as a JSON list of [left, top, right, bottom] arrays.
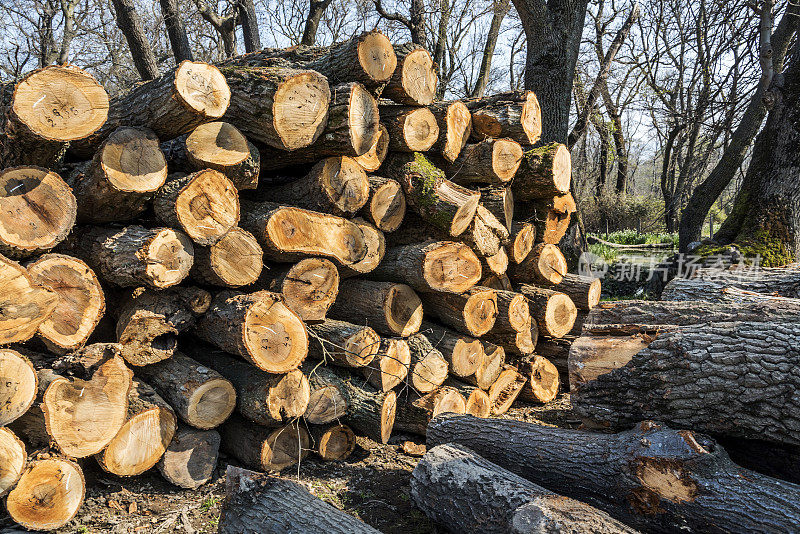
[[0, 33, 600, 531]]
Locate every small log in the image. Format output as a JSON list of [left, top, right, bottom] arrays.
[[0, 427, 25, 497], [194, 290, 308, 373], [411, 443, 637, 534], [515, 355, 559, 403], [487, 366, 526, 415], [534, 336, 573, 374], [387, 153, 480, 236], [354, 123, 389, 171], [307, 319, 380, 368], [310, 423, 356, 461], [241, 201, 367, 266], [443, 378, 491, 417], [394, 387, 466, 435], [407, 333, 450, 394], [221, 64, 329, 150], [479, 186, 513, 231], [530, 192, 576, 244], [59, 225, 194, 289], [26, 253, 105, 353], [338, 218, 385, 278], [328, 279, 423, 337], [361, 337, 411, 392], [465, 205, 511, 258], [383, 43, 437, 105], [481, 273, 513, 291], [187, 344, 310, 427], [483, 317, 538, 355], [6, 456, 85, 531], [0, 254, 58, 345], [1, 65, 108, 168], [465, 90, 542, 145], [190, 227, 264, 288], [97, 378, 177, 476], [303, 362, 349, 424], [508, 222, 536, 264], [360, 175, 406, 232], [420, 321, 483, 379], [115, 286, 211, 366], [219, 466, 383, 533], [519, 284, 577, 338], [443, 138, 522, 186], [221, 415, 309, 471], [134, 352, 236, 430], [464, 342, 505, 390], [541, 273, 601, 310], [429, 101, 472, 162], [72, 61, 230, 157], [481, 247, 508, 277], [491, 290, 530, 334], [256, 258, 339, 322], [153, 169, 240, 245], [157, 425, 220, 489], [0, 349, 37, 426], [0, 166, 76, 259], [368, 240, 482, 293], [420, 287, 498, 337], [509, 243, 567, 285], [381, 105, 440, 152], [512, 143, 571, 201]]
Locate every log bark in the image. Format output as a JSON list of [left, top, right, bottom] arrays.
[[221, 415, 309, 471], [381, 105, 440, 152], [420, 287, 498, 337], [429, 101, 472, 162], [190, 227, 263, 288], [660, 267, 800, 301], [484, 317, 538, 355], [58, 225, 194, 289], [153, 169, 240, 245], [306, 319, 380, 368], [219, 466, 383, 533], [0, 254, 58, 345], [518, 284, 577, 338], [310, 423, 356, 461], [354, 123, 389, 171], [512, 143, 572, 201], [360, 175, 406, 232], [481, 247, 509, 277], [717, 437, 800, 486], [339, 218, 385, 278], [255, 257, 339, 322], [465, 90, 542, 145], [328, 279, 423, 337], [360, 337, 411, 392], [157, 425, 220, 489], [383, 43, 437, 105], [491, 290, 530, 333], [194, 290, 308, 373], [480, 186, 514, 231], [69, 127, 166, 223], [0, 427, 25, 497], [442, 139, 522, 186], [530, 192, 576, 244], [411, 443, 638, 534], [465, 342, 505, 390], [515, 355, 559, 403], [419, 321, 483, 379], [0, 66, 108, 168], [509, 243, 567, 285], [0, 166, 76, 259], [487, 365, 526, 415], [482, 273, 513, 291], [407, 332, 450, 394], [509, 222, 535, 264], [394, 387, 466, 435], [0, 349, 37, 426], [541, 273, 601, 310], [428, 415, 800, 533]]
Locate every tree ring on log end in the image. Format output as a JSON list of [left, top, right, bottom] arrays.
[[261, 422, 309, 470], [552, 144, 572, 194], [399, 49, 437, 105], [101, 407, 176, 476], [206, 228, 263, 287], [357, 31, 398, 83], [463, 289, 498, 336], [244, 296, 308, 373], [349, 83, 380, 155], [511, 223, 535, 264], [174, 169, 240, 245], [422, 242, 482, 293], [442, 101, 472, 161], [174, 61, 230, 119], [305, 382, 348, 424], [402, 108, 439, 151], [269, 369, 311, 420], [144, 229, 194, 288], [465, 388, 491, 417], [101, 127, 167, 193], [188, 378, 237, 429], [0, 427, 25, 497], [386, 284, 424, 336], [493, 138, 523, 182], [317, 424, 356, 461], [545, 293, 578, 338], [320, 157, 370, 214], [370, 178, 406, 232], [6, 458, 85, 531], [381, 390, 397, 444], [520, 91, 542, 145], [186, 122, 249, 167], [273, 72, 330, 150], [354, 123, 389, 171], [0, 350, 37, 426]]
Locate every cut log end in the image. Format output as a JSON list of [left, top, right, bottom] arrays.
[[277, 257, 339, 322], [340, 218, 384, 276], [464, 388, 491, 417], [444, 182, 481, 236], [512, 243, 567, 285], [520, 91, 542, 145], [194, 227, 264, 287], [186, 121, 249, 168], [0, 427, 25, 497], [488, 367, 526, 415], [367, 177, 406, 232], [423, 241, 483, 293], [174, 61, 231, 119], [384, 284, 424, 336], [543, 293, 578, 338], [144, 228, 195, 288], [6, 458, 85, 531], [158, 427, 220, 489], [313, 424, 356, 461], [357, 31, 398, 84], [319, 156, 370, 214], [244, 293, 309, 373], [354, 123, 389, 172], [463, 289, 498, 337], [473, 343, 504, 390], [348, 83, 380, 155], [0, 255, 58, 344], [0, 349, 38, 426], [519, 356, 560, 403], [101, 127, 167, 192], [259, 422, 310, 471], [438, 102, 472, 162], [381, 390, 397, 444], [186, 377, 237, 429], [400, 108, 440, 152], [364, 338, 411, 391], [274, 72, 331, 150], [397, 49, 437, 105], [510, 222, 536, 264]]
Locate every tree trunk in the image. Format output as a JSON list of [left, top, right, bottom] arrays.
[[420, 287, 498, 337], [380, 106, 440, 152], [512, 143, 571, 201], [159, 0, 193, 61], [471, 0, 511, 98], [354, 123, 390, 172], [0, 427, 25, 497], [360, 337, 411, 392], [220, 416, 309, 471], [255, 257, 339, 322], [419, 321, 483, 379], [360, 176, 407, 232], [464, 90, 542, 145], [428, 101, 472, 162], [0, 349, 37, 427], [111, 0, 160, 79], [301, 0, 332, 46], [442, 138, 522, 186], [190, 227, 263, 288], [237, 0, 261, 52], [328, 279, 423, 337], [157, 425, 220, 489], [383, 43, 438, 106]]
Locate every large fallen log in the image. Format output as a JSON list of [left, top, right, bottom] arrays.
[[255, 257, 339, 322], [660, 267, 800, 300], [0, 254, 58, 345], [157, 425, 220, 489], [427, 415, 800, 534], [465, 90, 541, 146], [411, 443, 637, 534]]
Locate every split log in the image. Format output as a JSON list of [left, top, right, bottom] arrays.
[[303, 362, 349, 424], [420, 321, 483, 379], [360, 176, 406, 232], [194, 290, 308, 373], [407, 333, 450, 393], [5, 456, 85, 531], [465, 342, 505, 390], [307, 319, 380, 368], [1, 65, 108, 168], [443, 139, 522, 186], [72, 61, 230, 157], [383, 43, 437, 105], [328, 279, 423, 337], [241, 201, 367, 266], [157, 425, 220, 489], [0, 349, 37, 426], [512, 143, 571, 201], [186, 344, 310, 427], [484, 317, 538, 355], [394, 387, 466, 435], [190, 227, 264, 288], [162, 121, 260, 190], [381, 106, 439, 152], [368, 240, 482, 293], [0, 254, 58, 345], [115, 286, 211, 366], [361, 337, 411, 392], [219, 466, 382, 533], [258, 82, 379, 168], [69, 127, 167, 223], [466, 205, 510, 258], [0, 166, 77, 258], [428, 415, 800, 533], [519, 284, 577, 338], [354, 123, 389, 171], [59, 225, 194, 289], [541, 273, 601, 310], [479, 186, 513, 231], [509, 222, 535, 264], [153, 169, 240, 245], [515, 356, 559, 403], [26, 254, 104, 354], [338, 218, 385, 277], [465, 90, 541, 145], [530, 192, 576, 244], [220, 64, 329, 150], [97, 378, 177, 476], [255, 258, 339, 322], [411, 443, 637, 534], [310, 423, 356, 461], [429, 101, 472, 162], [134, 352, 236, 429], [487, 366, 526, 415], [481, 247, 508, 277], [443, 379, 491, 417], [0, 427, 25, 497], [420, 287, 497, 337], [509, 243, 567, 285], [221, 415, 309, 471]]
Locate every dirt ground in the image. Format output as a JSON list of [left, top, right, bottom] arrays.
[[0, 394, 578, 534]]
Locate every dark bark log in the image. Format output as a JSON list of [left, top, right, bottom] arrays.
[[540, 272, 600, 310], [158, 425, 220, 489], [660, 267, 800, 300], [419, 287, 498, 337], [306, 319, 380, 368], [464, 90, 542, 145]]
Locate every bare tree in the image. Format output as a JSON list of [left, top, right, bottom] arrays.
[[471, 0, 510, 98], [301, 0, 334, 45], [238, 0, 262, 51], [110, 0, 160, 79], [194, 0, 238, 57], [160, 0, 194, 61]]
